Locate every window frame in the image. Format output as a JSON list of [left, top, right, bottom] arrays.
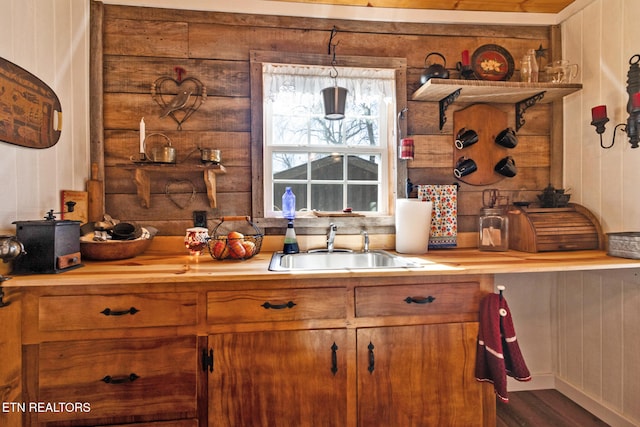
[[263, 63, 394, 217], [250, 50, 407, 233]]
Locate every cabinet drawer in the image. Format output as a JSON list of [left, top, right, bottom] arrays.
[[36, 336, 197, 423], [110, 421, 198, 427], [38, 292, 197, 331], [207, 288, 346, 324], [355, 282, 481, 318]]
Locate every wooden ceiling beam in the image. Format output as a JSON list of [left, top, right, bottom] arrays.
[[264, 0, 575, 14]]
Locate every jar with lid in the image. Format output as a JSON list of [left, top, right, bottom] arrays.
[[478, 207, 509, 251]]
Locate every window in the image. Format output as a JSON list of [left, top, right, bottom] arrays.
[[262, 63, 397, 218]]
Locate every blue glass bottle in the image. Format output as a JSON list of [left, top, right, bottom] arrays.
[[282, 187, 296, 220]]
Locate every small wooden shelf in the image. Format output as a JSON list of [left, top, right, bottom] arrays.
[[411, 79, 582, 130], [119, 163, 226, 209]]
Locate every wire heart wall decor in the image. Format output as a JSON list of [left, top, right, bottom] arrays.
[[151, 69, 206, 130], [165, 179, 196, 209]]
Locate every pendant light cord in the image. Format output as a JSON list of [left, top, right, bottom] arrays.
[[328, 26, 339, 81]]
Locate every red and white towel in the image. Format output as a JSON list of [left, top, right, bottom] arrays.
[[475, 292, 531, 402]]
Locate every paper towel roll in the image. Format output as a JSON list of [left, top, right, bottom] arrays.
[[395, 199, 433, 254]]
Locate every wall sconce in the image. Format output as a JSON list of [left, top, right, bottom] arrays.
[[322, 26, 347, 120], [591, 54, 640, 149]]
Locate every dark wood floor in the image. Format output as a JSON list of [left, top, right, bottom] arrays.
[[497, 389, 610, 427]]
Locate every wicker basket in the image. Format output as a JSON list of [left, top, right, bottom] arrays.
[[207, 216, 263, 260], [607, 232, 640, 259]]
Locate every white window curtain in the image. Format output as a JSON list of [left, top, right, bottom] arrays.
[[263, 63, 396, 106]]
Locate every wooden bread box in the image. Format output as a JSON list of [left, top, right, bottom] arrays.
[[508, 203, 604, 252]]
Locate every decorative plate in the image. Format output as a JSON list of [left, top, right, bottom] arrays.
[[471, 44, 515, 81]]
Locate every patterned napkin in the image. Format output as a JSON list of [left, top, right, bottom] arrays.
[[417, 185, 458, 248]]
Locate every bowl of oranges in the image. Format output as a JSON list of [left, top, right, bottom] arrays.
[[207, 216, 263, 260]]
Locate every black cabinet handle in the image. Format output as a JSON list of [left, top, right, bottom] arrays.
[[101, 373, 139, 384], [367, 342, 375, 374], [0, 287, 9, 308], [261, 301, 296, 310], [100, 307, 139, 316], [404, 296, 435, 304], [331, 342, 338, 375]]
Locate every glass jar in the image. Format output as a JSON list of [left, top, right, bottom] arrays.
[[520, 50, 539, 83], [478, 207, 508, 251]]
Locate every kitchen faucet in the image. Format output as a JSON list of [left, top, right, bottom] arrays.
[[361, 230, 369, 253], [327, 223, 337, 253]]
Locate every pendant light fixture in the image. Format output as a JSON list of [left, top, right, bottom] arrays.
[[322, 26, 347, 120]]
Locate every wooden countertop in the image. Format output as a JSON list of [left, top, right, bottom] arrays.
[[4, 247, 640, 288]]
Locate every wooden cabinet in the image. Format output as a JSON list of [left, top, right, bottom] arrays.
[[204, 277, 494, 426], [354, 282, 481, 317], [20, 291, 200, 427], [0, 292, 21, 427], [38, 292, 198, 331], [206, 287, 350, 426], [206, 288, 347, 324], [34, 336, 198, 425], [207, 329, 349, 426], [12, 273, 494, 426], [354, 280, 491, 426], [357, 323, 485, 427]]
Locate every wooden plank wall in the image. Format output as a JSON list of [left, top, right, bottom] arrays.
[[99, 3, 554, 235]]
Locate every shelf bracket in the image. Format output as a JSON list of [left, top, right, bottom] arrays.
[[204, 169, 219, 208], [515, 91, 545, 131], [438, 89, 461, 130], [122, 164, 226, 209], [134, 169, 151, 208]]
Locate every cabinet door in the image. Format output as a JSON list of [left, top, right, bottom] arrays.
[[208, 329, 349, 426], [357, 323, 486, 427]]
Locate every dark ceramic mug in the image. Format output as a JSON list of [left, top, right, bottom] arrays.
[[111, 222, 136, 240], [495, 127, 518, 149], [495, 156, 517, 177], [454, 157, 478, 178], [455, 128, 479, 149]]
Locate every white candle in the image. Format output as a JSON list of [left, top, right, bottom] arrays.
[[139, 117, 146, 154]]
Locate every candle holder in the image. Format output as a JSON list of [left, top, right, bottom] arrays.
[[456, 62, 475, 80], [590, 54, 640, 149]]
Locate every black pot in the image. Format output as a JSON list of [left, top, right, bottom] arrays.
[[420, 52, 450, 84]]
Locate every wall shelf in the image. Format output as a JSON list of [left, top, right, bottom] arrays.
[[411, 79, 582, 131], [119, 163, 226, 209]]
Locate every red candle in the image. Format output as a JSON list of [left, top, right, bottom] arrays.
[[591, 105, 607, 121], [633, 92, 640, 110], [461, 50, 470, 66]]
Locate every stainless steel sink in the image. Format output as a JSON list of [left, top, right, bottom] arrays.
[[268, 250, 422, 271]]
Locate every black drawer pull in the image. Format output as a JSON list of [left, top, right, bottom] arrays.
[[367, 342, 375, 374], [101, 373, 139, 384], [100, 307, 139, 316], [331, 342, 338, 376], [261, 301, 296, 310], [404, 296, 436, 304]]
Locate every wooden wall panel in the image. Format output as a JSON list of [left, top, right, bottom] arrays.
[[101, 4, 555, 235], [104, 57, 250, 97], [103, 19, 189, 58], [556, 269, 640, 426]]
